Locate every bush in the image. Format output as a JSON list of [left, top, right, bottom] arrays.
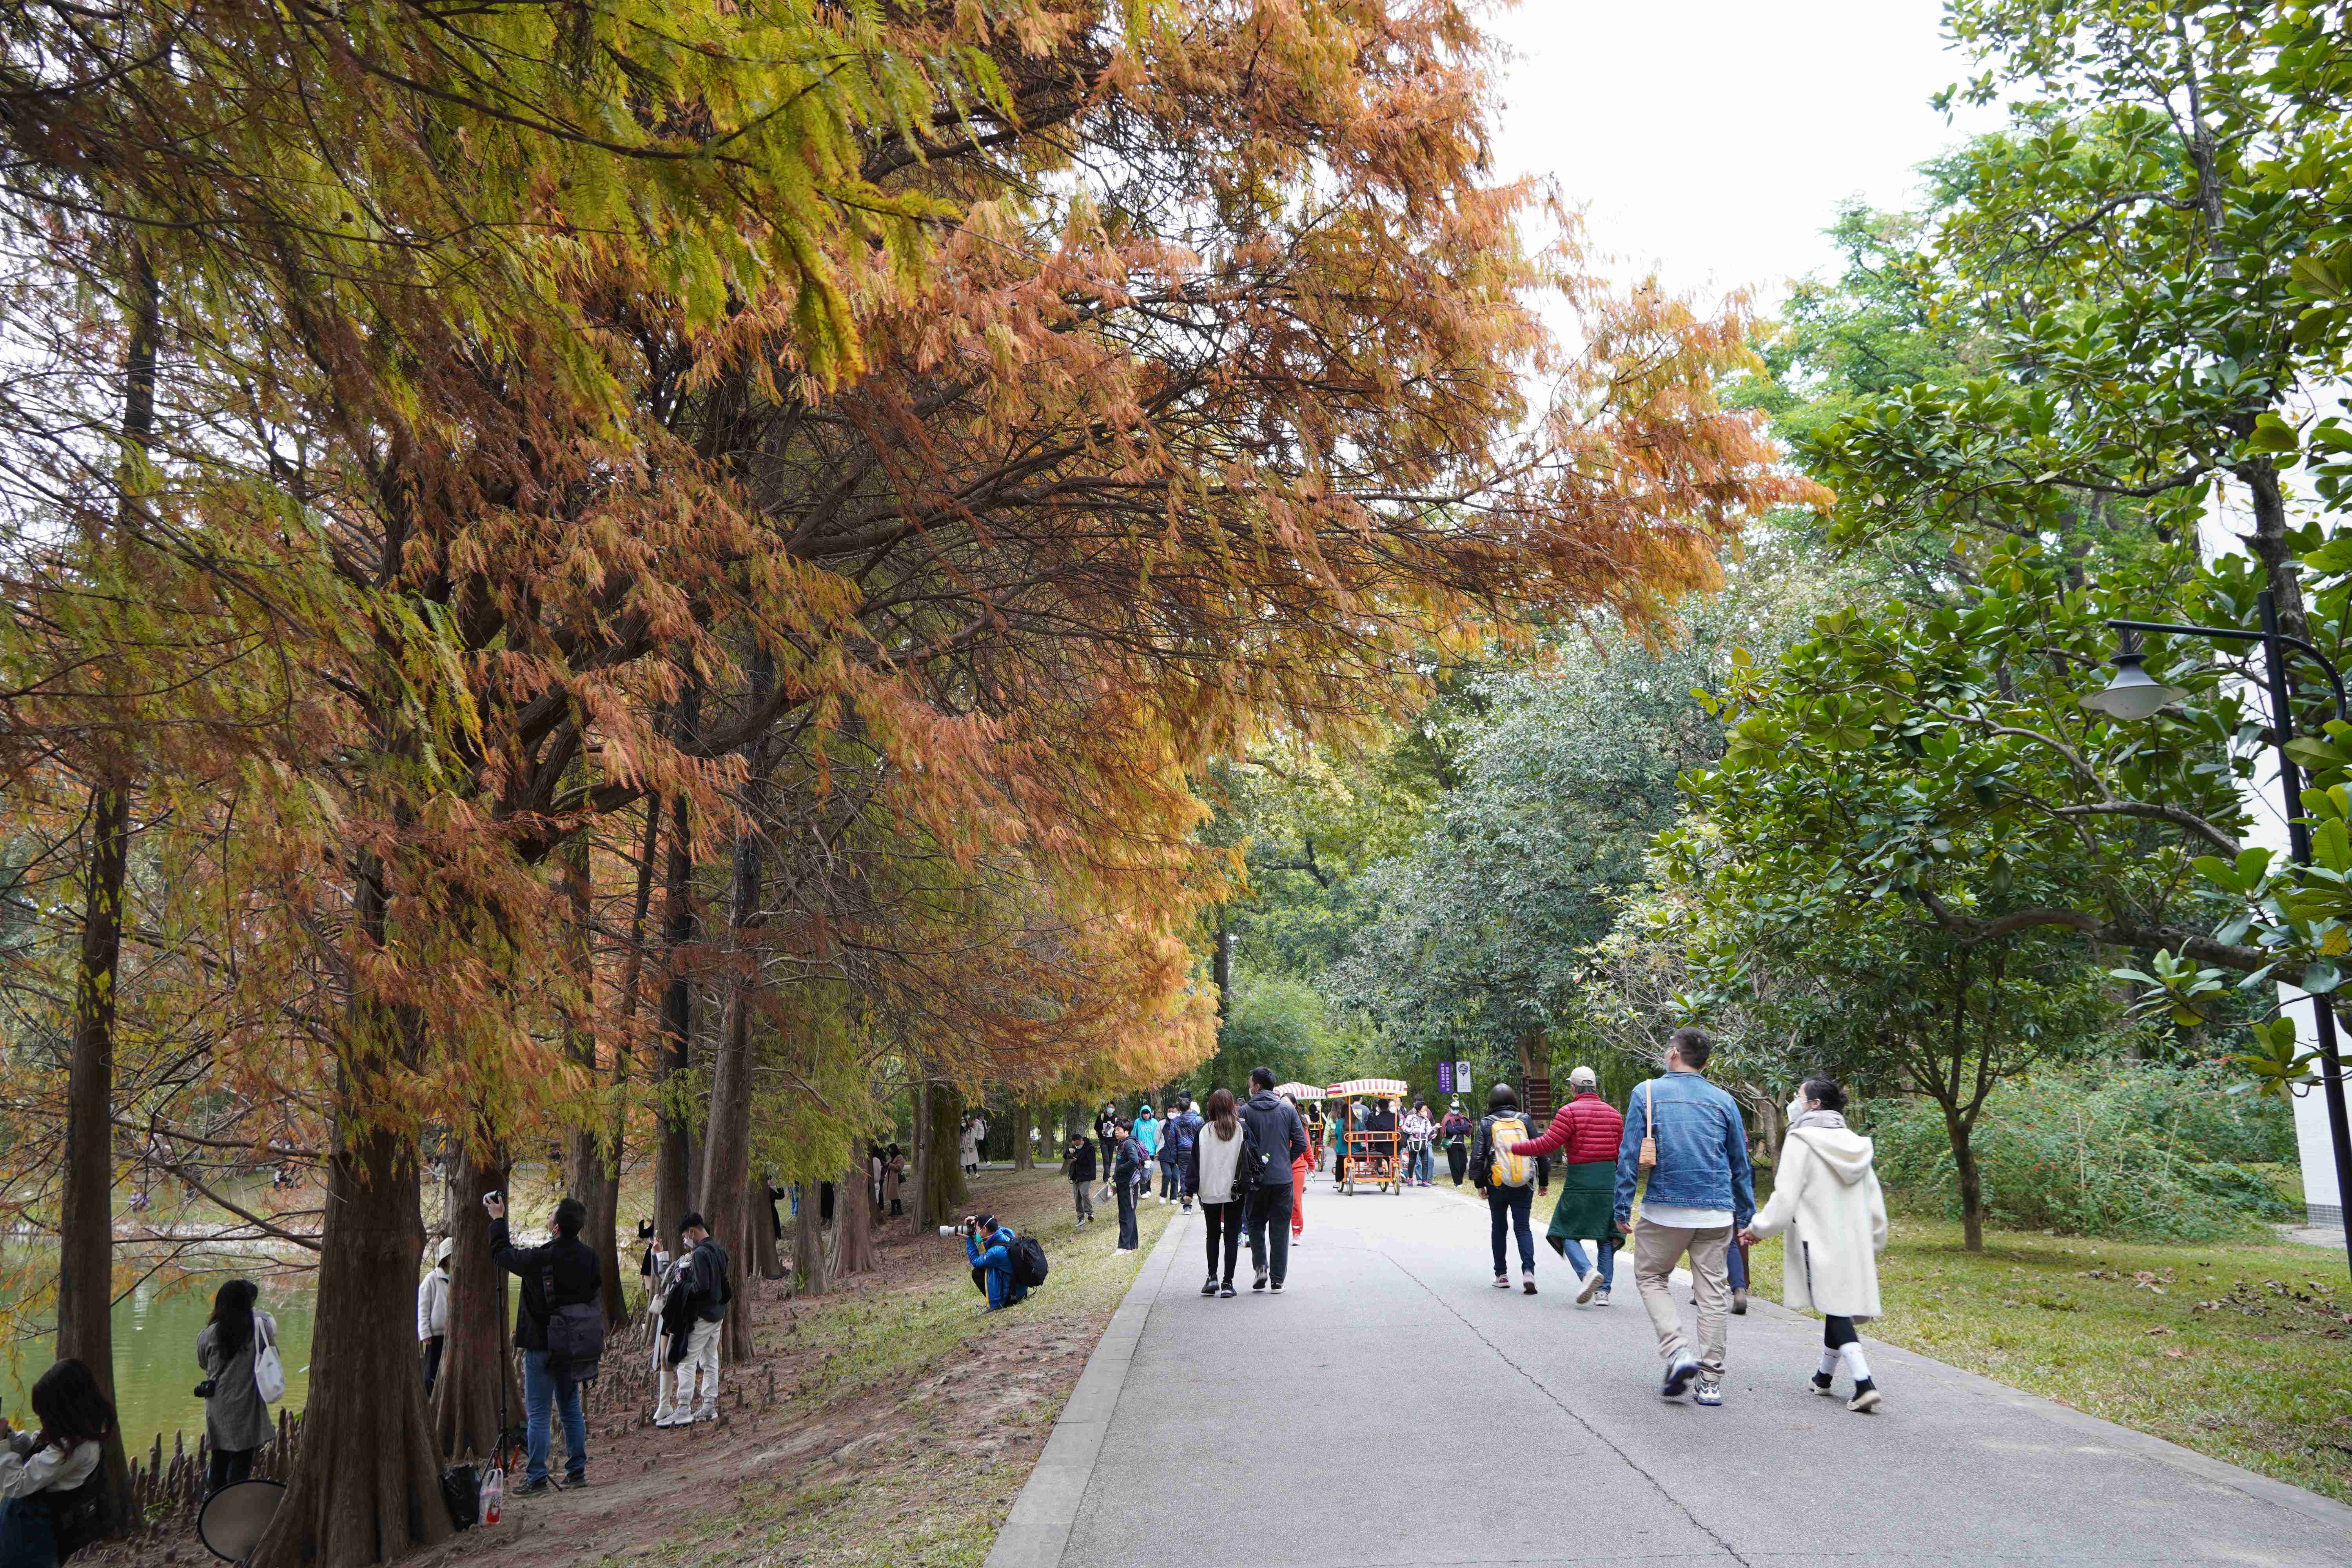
[[1862, 1066, 2298, 1241]]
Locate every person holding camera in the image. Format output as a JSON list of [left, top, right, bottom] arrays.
[[1, 1359, 115, 1567], [486, 1192, 607, 1493], [1111, 1119, 1145, 1251], [656, 1212, 729, 1428], [195, 1279, 276, 1496], [962, 1214, 1030, 1310]]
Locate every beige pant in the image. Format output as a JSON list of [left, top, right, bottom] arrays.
[[655, 1318, 722, 1421], [1633, 1219, 1732, 1378]]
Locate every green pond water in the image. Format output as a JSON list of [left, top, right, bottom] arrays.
[[4, 1249, 318, 1456]]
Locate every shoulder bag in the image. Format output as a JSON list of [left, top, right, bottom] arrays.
[[253, 1315, 288, 1404]]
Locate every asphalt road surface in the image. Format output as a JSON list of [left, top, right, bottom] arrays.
[[993, 1172, 2352, 1567]]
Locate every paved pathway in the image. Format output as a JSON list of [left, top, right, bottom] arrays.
[[990, 1176, 2352, 1567]]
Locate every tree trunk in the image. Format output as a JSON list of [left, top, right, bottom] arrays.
[[1011, 1102, 1034, 1170], [558, 829, 626, 1330], [1213, 921, 1233, 1018], [837, 1140, 879, 1277], [252, 1114, 449, 1568], [654, 783, 697, 1247], [916, 1081, 966, 1229], [750, 1172, 784, 1281], [430, 1148, 523, 1460], [1945, 1105, 1986, 1252], [58, 779, 132, 1528], [699, 655, 771, 1363], [791, 1186, 828, 1297], [596, 796, 662, 1326], [252, 860, 448, 1568], [54, 248, 160, 1536]]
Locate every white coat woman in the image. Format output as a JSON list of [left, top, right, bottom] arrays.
[[1739, 1074, 1888, 1412]]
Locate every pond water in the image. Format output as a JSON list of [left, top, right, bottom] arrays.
[[3, 1249, 317, 1455]]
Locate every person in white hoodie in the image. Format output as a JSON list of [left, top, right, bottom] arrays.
[[1186, 1086, 1248, 1297], [417, 1236, 453, 1394], [1739, 1074, 1889, 1413]]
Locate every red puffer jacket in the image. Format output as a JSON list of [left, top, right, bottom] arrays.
[[1509, 1092, 1623, 1165]]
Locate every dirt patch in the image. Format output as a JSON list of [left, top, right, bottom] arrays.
[[94, 1167, 1169, 1568]]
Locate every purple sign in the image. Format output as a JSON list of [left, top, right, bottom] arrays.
[[1437, 1061, 1454, 1094]]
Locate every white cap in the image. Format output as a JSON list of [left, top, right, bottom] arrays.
[[435, 1236, 455, 1264], [1568, 1065, 1598, 1088]]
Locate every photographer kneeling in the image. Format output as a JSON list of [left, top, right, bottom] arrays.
[[959, 1214, 1040, 1311]]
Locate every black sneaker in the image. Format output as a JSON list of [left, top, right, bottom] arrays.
[[1271, 1280, 1284, 1294], [1252, 1269, 1269, 1292], [558, 1474, 590, 1491], [513, 1478, 553, 1498], [1810, 1372, 1837, 1397], [1201, 1276, 1219, 1296], [1218, 1283, 1236, 1298]]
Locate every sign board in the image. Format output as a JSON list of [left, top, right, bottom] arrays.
[[1457, 1061, 1472, 1100], [1436, 1061, 1453, 1094], [1526, 1073, 1553, 1126]]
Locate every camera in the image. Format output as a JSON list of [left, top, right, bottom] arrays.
[[192, 1379, 218, 1398], [481, 1190, 501, 1211]]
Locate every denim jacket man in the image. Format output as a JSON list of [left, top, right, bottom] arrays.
[[1612, 1026, 1753, 1408]]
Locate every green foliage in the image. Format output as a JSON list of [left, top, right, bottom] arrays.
[[1866, 1067, 2297, 1240], [1196, 971, 1330, 1096], [1328, 539, 1857, 1067]]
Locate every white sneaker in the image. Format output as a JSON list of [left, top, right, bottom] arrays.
[[693, 1405, 719, 1423], [1575, 1269, 1602, 1305]]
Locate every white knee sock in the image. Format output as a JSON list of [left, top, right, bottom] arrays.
[[1817, 1348, 1840, 1378], [1839, 1342, 1873, 1385]]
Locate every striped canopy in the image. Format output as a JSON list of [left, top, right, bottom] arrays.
[[1325, 1076, 1407, 1098], [1272, 1082, 1321, 1100]]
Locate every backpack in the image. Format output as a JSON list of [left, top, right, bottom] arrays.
[[541, 1260, 607, 1382], [1233, 1108, 1271, 1189], [707, 1243, 733, 1307], [45, 1472, 111, 1561], [1486, 1114, 1532, 1187], [1172, 1114, 1197, 1152], [1008, 1234, 1049, 1289]]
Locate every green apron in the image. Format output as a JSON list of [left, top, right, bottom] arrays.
[[1546, 1159, 1618, 1245]]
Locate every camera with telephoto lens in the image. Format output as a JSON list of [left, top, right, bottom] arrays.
[[192, 1378, 217, 1398]]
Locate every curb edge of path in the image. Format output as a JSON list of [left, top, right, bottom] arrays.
[[984, 1205, 1186, 1568], [1737, 1289, 2352, 1535]]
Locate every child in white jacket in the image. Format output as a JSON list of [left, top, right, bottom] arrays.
[[1739, 1075, 1888, 1412]]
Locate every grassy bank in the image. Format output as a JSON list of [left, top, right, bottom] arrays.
[[1744, 1218, 2352, 1503], [421, 1164, 1177, 1568]]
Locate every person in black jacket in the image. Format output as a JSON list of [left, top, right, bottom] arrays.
[[1239, 1067, 1310, 1293], [487, 1194, 606, 1494], [657, 1212, 730, 1428], [1111, 1120, 1145, 1251], [1062, 1133, 1097, 1225]]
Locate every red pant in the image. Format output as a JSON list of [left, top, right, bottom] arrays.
[[1290, 1156, 1308, 1235]]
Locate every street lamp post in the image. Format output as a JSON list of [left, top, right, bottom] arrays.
[[2083, 588, 2352, 1276]]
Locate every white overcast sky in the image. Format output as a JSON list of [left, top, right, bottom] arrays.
[[1484, 0, 2005, 306]]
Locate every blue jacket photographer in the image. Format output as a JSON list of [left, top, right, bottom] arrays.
[[961, 1215, 1044, 1310]]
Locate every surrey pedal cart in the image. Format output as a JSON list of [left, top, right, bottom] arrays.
[[1326, 1076, 1406, 1194]]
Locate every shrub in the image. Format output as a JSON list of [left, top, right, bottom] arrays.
[[1862, 1065, 2298, 1241]]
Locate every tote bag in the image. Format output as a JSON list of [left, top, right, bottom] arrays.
[[253, 1314, 288, 1403]]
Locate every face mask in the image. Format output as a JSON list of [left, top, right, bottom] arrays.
[[1787, 1093, 1807, 1125]]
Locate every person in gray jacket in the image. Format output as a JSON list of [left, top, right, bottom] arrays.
[[195, 1279, 277, 1497], [1239, 1067, 1310, 1293]]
